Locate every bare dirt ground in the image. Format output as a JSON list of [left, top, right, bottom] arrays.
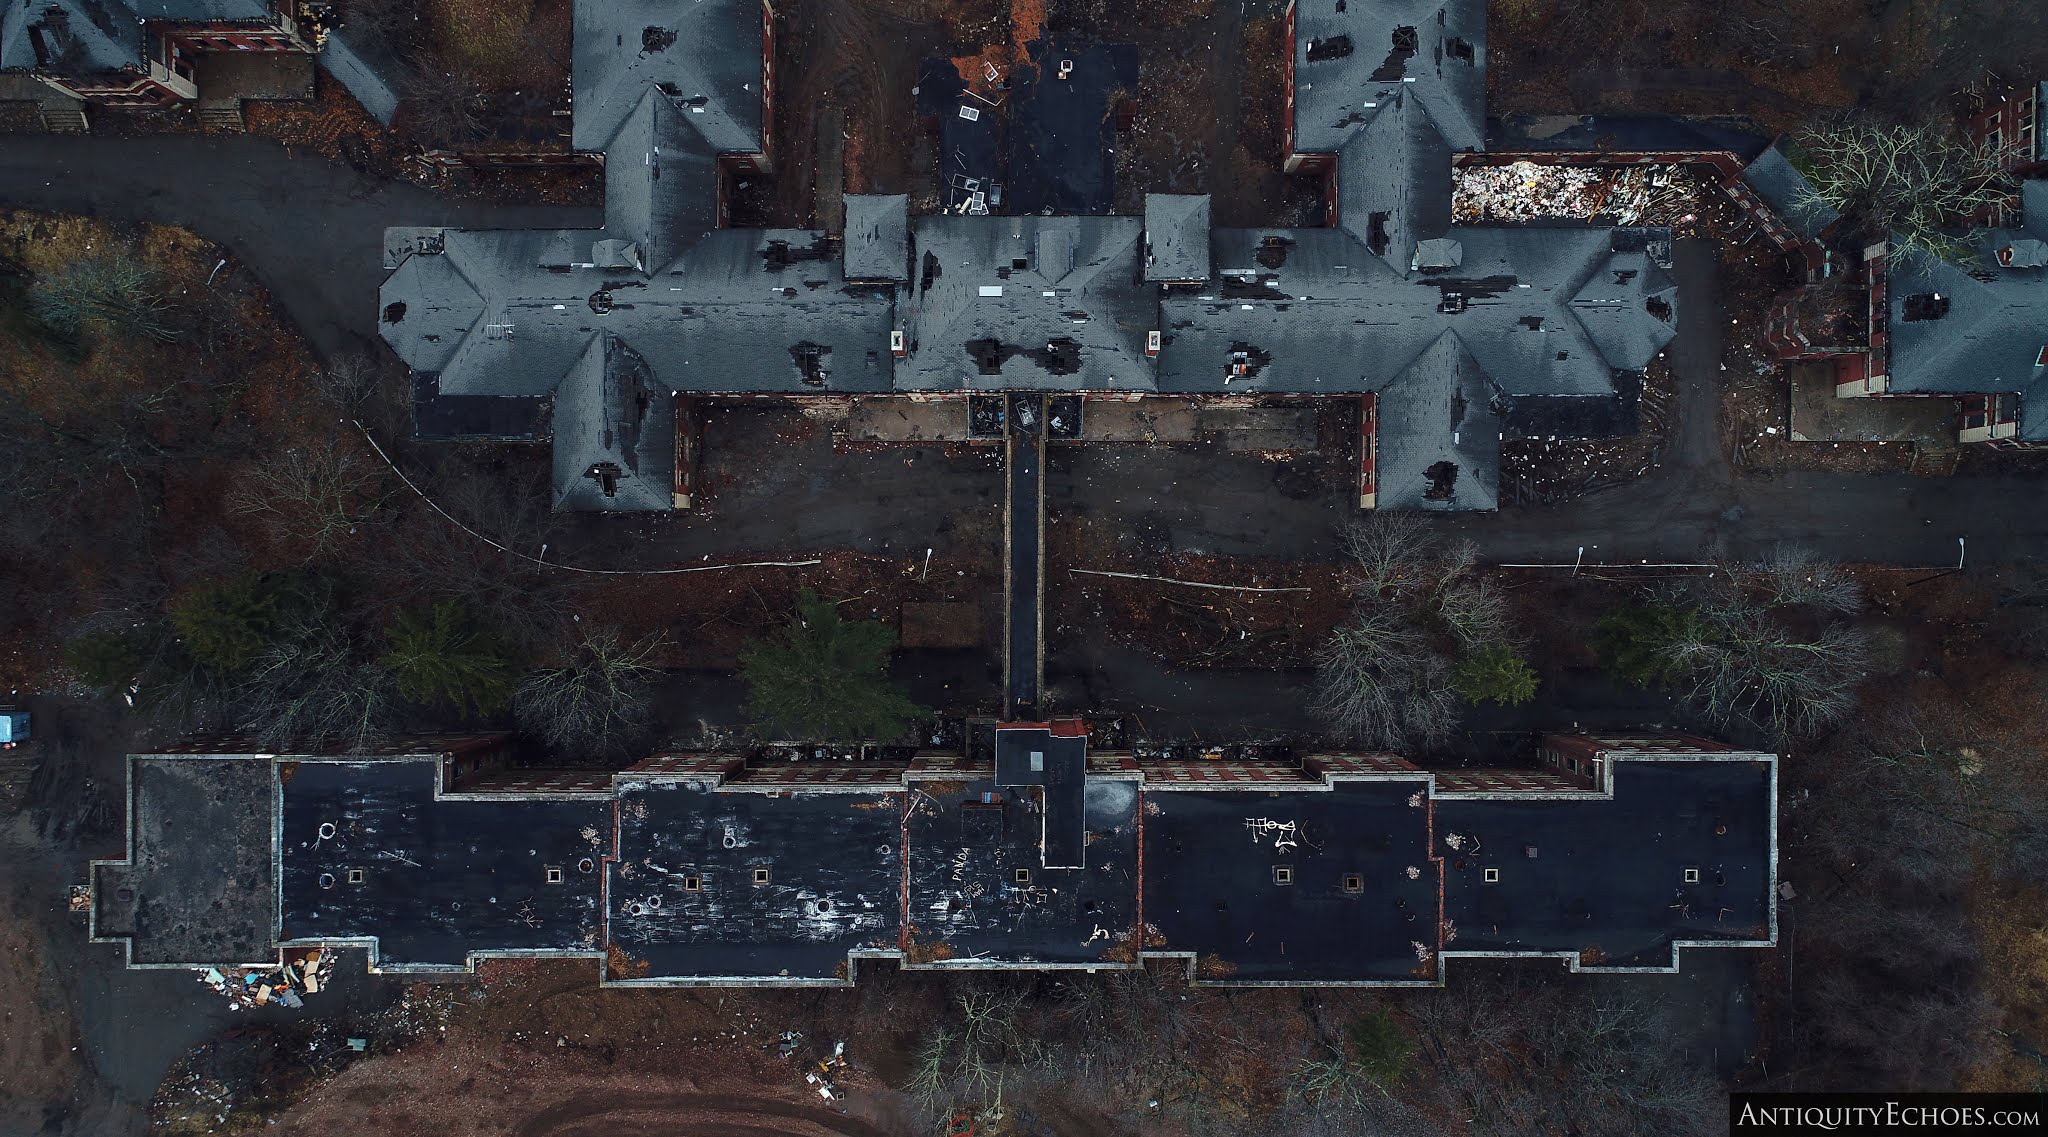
[[259, 960, 931, 1137]]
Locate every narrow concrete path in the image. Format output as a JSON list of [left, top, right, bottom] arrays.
[[0, 135, 599, 358], [1004, 394, 1047, 719]]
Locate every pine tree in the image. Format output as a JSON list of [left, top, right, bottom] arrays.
[[381, 602, 515, 716], [1451, 644, 1539, 706], [740, 588, 927, 742]]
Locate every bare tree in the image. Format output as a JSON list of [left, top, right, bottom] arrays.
[[1312, 605, 1459, 750], [513, 627, 663, 760], [1792, 118, 2014, 264], [227, 439, 391, 562], [30, 254, 182, 342], [1315, 516, 1527, 747], [399, 61, 488, 149]]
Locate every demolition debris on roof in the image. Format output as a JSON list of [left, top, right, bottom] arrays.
[[1453, 161, 1707, 226]]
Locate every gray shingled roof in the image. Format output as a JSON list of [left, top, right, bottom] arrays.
[[571, 0, 762, 153], [602, 90, 721, 273], [383, 228, 895, 402], [1143, 194, 1211, 282], [1884, 211, 2048, 438], [1158, 226, 1675, 399], [1291, 0, 1486, 156], [844, 194, 910, 282], [1373, 332, 1501, 511], [1740, 141, 1840, 242], [900, 217, 1155, 391], [551, 336, 675, 511], [1334, 90, 1453, 272], [2, 0, 268, 74]]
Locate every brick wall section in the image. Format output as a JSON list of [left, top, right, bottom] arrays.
[[1308, 753, 1422, 776], [1431, 769, 1588, 794], [623, 753, 746, 779]]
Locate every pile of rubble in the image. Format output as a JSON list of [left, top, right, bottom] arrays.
[[198, 948, 335, 1011], [1453, 161, 1705, 226], [772, 1031, 850, 1100]]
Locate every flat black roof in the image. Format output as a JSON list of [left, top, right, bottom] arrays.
[[278, 759, 607, 968], [92, 756, 277, 966], [994, 724, 1087, 867], [608, 781, 902, 981], [1438, 758, 1774, 966], [105, 744, 1774, 984], [906, 776, 1138, 965], [1141, 780, 1441, 983]]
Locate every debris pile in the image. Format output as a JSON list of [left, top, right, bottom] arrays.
[[198, 948, 335, 1011], [1453, 162, 1705, 226], [769, 1032, 850, 1100]]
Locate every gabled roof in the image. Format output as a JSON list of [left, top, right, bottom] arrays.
[[844, 194, 910, 282], [384, 227, 896, 404], [1157, 226, 1665, 400], [1740, 140, 1840, 241], [1290, 0, 1486, 155], [1373, 332, 1502, 511], [551, 336, 675, 512], [1884, 226, 2048, 438], [571, 0, 763, 153], [1143, 194, 1212, 282], [1334, 90, 1453, 272], [900, 217, 1154, 391], [380, 247, 487, 376], [2, 0, 269, 74], [1564, 242, 1679, 371], [602, 89, 721, 274]]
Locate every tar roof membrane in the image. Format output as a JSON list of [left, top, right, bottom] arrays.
[[906, 776, 1139, 965], [278, 759, 608, 969], [91, 756, 277, 966], [1437, 757, 1775, 967], [608, 781, 902, 981], [103, 743, 1775, 982], [1141, 779, 1441, 982]]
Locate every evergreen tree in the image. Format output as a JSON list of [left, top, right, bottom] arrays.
[[740, 588, 927, 742], [1451, 644, 1539, 706], [381, 602, 515, 716]]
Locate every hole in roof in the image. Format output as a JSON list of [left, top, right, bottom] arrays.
[[641, 26, 676, 52], [1012, 258, 1029, 270], [1903, 293, 1949, 321], [790, 341, 830, 387], [1518, 315, 1543, 331], [585, 462, 622, 498], [1372, 27, 1418, 80], [1366, 212, 1391, 257], [1423, 460, 1459, 500], [1256, 235, 1293, 268], [1646, 295, 1673, 321], [382, 302, 406, 324], [1447, 36, 1474, 62], [1305, 35, 1353, 62]]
